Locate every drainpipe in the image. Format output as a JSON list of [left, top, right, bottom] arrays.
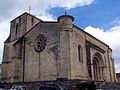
[[22, 37, 26, 82]]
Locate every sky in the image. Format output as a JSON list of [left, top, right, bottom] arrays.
[[0, 0, 120, 72]]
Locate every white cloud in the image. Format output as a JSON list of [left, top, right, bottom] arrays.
[[115, 62, 120, 73], [36, 12, 57, 21], [45, 0, 94, 9], [84, 25, 120, 73], [113, 17, 120, 26], [28, 0, 94, 10], [0, 21, 9, 63], [0, 0, 94, 20]]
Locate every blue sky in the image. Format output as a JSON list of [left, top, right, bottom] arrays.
[[49, 0, 120, 30], [0, 0, 120, 72]]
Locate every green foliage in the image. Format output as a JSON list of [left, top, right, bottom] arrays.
[[76, 82, 96, 90]]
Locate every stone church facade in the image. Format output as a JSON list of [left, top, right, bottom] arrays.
[[0, 12, 116, 83]]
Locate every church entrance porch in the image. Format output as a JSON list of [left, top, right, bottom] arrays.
[[92, 52, 105, 81]]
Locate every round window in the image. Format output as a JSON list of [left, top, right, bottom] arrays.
[[34, 34, 47, 52]]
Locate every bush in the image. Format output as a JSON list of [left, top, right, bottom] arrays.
[[76, 82, 96, 90]]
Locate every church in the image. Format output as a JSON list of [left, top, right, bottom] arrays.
[[0, 12, 116, 84]]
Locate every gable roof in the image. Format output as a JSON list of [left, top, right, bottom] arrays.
[[10, 12, 43, 22], [73, 24, 111, 50]]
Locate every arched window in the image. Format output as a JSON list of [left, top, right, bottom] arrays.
[[78, 45, 83, 62]]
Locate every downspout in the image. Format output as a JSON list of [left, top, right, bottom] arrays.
[[22, 37, 26, 82]]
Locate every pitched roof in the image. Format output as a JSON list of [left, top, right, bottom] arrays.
[[10, 12, 43, 22]]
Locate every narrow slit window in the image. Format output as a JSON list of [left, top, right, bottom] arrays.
[[19, 17, 21, 24], [15, 24, 18, 35], [78, 45, 83, 62], [31, 17, 34, 24]]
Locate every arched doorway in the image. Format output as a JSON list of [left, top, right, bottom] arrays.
[[93, 52, 104, 81]]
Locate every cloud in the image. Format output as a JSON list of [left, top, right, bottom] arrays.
[[36, 12, 57, 21], [0, 0, 94, 20], [43, 0, 94, 9], [0, 0, 25, 20], [84, 25, 120, 72], [0, 21, 9, 63], [113, 17, 120, 26]]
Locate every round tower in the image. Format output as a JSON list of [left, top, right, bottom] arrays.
[[57, 14, 74, 29], [57, 14, 74, 79]]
